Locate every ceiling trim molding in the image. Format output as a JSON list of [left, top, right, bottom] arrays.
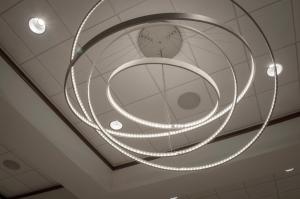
[[0, 48, 114, 170], [1, 47, 299, 172], [0, 185, 63, 199], [8, 185, 63, 199]]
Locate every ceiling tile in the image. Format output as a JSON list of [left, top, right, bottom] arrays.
[[0, 169, 9, 181], [0, 17, 33, 64], [171, 0, 235, 23], [246, 181, 277, 199], [216, 183, 244, 194], [146, 61, 199, 92], [280, 188, 300, 199], [0, 0, 20, 14], [188, 189, 217, 199], [96, 144, 126, 166], [109, 0, 146, 14], [149, 133, 189, 153], [0, 153, 31, 176], [125, 93, 176, 132], [108, 65, 159, 105], [277, 174, 300, 193], [38, 39, 99, 87], [244, 174, 273, 187], [50, 92, 81, 125], [118, 0, 174, 21], [238, 0, 295, 56], [218, 189, 248, 199], [94, 35, 140, 74], [0, 178, 30, 197], [0, 145, 7, 155], [293, 0, 300, 42], [21, 58, 62, 97], [166, 79, 213, 120], [76, 122, 106, 147], [257, 81, 300, 118], [2, 0, 71, 54], [179, 111, 222, 145], [221, 95, 262, 132], [118, 137, 155, 161], [234, 0, 278, 16], [78, 16, 120, 55], [188, 20, 246, 74], [68, 75, 114, 115], [14, 171, 53, 190], [206, 61, 255, 106], [202, 20, 246, 65], [48, 0, 114, 34], [253, 45, 299, 94]]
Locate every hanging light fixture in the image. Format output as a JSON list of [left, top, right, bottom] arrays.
[[64, 0, 278, 171]]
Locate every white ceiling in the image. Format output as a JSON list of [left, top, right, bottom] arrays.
[[1, 53, 300, 198], [1, 0, 299, 167], [0, 147, 56, 197], [0, 0, 300, 198]]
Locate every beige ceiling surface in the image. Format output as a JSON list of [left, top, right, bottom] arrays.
[[0, 144, 56, 197], [172, 170, 300, 199], [0, 0, 300, 168]]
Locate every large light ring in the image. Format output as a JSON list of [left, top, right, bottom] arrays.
[[64, 0, 278, 171], [65, 15, 256, 138]]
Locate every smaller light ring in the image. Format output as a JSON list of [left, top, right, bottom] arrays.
[[106, 57, 220, 130], [87, 56, 237, 157]]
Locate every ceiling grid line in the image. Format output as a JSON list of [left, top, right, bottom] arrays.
[[0, 0, 23, 16], [290, 0, 300, 89], [0, 11, 67, 96], [169, 0, 216, 120], [106, 0, 162, 153], [232, 2, 264, 122], [273, 174, 281, 199]]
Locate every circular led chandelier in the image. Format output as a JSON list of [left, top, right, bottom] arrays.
[[64, 0, 278, 171]]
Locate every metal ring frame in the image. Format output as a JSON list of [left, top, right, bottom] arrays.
[[64, 0, 278, 171]]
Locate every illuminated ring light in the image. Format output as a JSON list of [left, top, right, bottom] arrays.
[[107, 57, 221, 130], [87, 57, 237, 157], [68, 21, 252, 139], [64, 0, 278, 171], [67, 22, 239, 158]]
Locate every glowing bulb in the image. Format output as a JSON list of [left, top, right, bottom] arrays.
[[29, 17, 46, 34], [267, 63, 283, 77], [110, 120, 123, 130]]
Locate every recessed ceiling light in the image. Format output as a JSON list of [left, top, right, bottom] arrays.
[[285, 168, 295, 173], [170, 196, 178, 199], [29, 17, 46, 34], [110, 120, 123, 130], [267, 63, 283, 77]]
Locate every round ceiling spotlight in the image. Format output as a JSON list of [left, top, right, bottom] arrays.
[[178, 92, 201, 110], [138, 25, 182, 58], [2, 160, 21, 170], [267, 63, 283, 77], [64, 0, 278, 171], [29, 17, 46, 34], [110, 120, 123, 130]]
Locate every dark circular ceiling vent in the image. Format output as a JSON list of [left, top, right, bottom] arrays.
[[178, 92, 201, 110], [2, 160, 21, 170]]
